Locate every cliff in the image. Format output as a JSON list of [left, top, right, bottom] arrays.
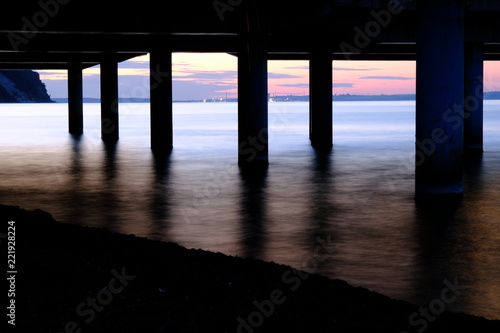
[[0, 70, 53, 103]]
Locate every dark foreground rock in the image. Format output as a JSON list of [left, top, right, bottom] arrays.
[[1, 204, 499, 333]]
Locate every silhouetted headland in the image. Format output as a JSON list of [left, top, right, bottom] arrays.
[[0, 70, 53, 103], [2, 204, 498, 333]]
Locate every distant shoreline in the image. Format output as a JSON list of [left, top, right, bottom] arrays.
[[51, 96, 414, 103], [51, 92, 500, 103]]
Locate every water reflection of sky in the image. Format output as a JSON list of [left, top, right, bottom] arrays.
[[0, 102, 499, 320]]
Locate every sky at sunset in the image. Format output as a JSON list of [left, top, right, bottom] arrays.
[[36, 53, 500, 100]]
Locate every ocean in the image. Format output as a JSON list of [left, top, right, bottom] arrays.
[[0, 101, 499, 320]]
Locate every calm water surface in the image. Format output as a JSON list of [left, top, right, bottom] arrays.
[[1, 101, 499, 320]]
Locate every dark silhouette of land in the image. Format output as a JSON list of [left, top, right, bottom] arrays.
[[2, 204, 499, 333], [0, 70, 52, 103], [50, 92, 500, 104]]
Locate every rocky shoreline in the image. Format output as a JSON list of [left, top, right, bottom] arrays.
[[1, 204, 499, 332]]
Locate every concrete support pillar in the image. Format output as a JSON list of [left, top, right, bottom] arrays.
[[237, 5, 268, 168], [68, 64, 83, 135], [100, 61, 119, 142], [415, 0, 465, 200], [309, 50, 333, 150], [150, 51, 173, 153], [464, 43, 484, 153]]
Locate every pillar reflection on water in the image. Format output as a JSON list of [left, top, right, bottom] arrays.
[[412, 200, 474, 315], [99, 142, 120, 230], [147, 153, 172, 240], [306, 150, 337, 275], [238, 168, 268, 259], [60, 134, 85, 225]]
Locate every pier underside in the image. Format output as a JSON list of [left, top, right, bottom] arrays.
[[1, 0, 499, 199]]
